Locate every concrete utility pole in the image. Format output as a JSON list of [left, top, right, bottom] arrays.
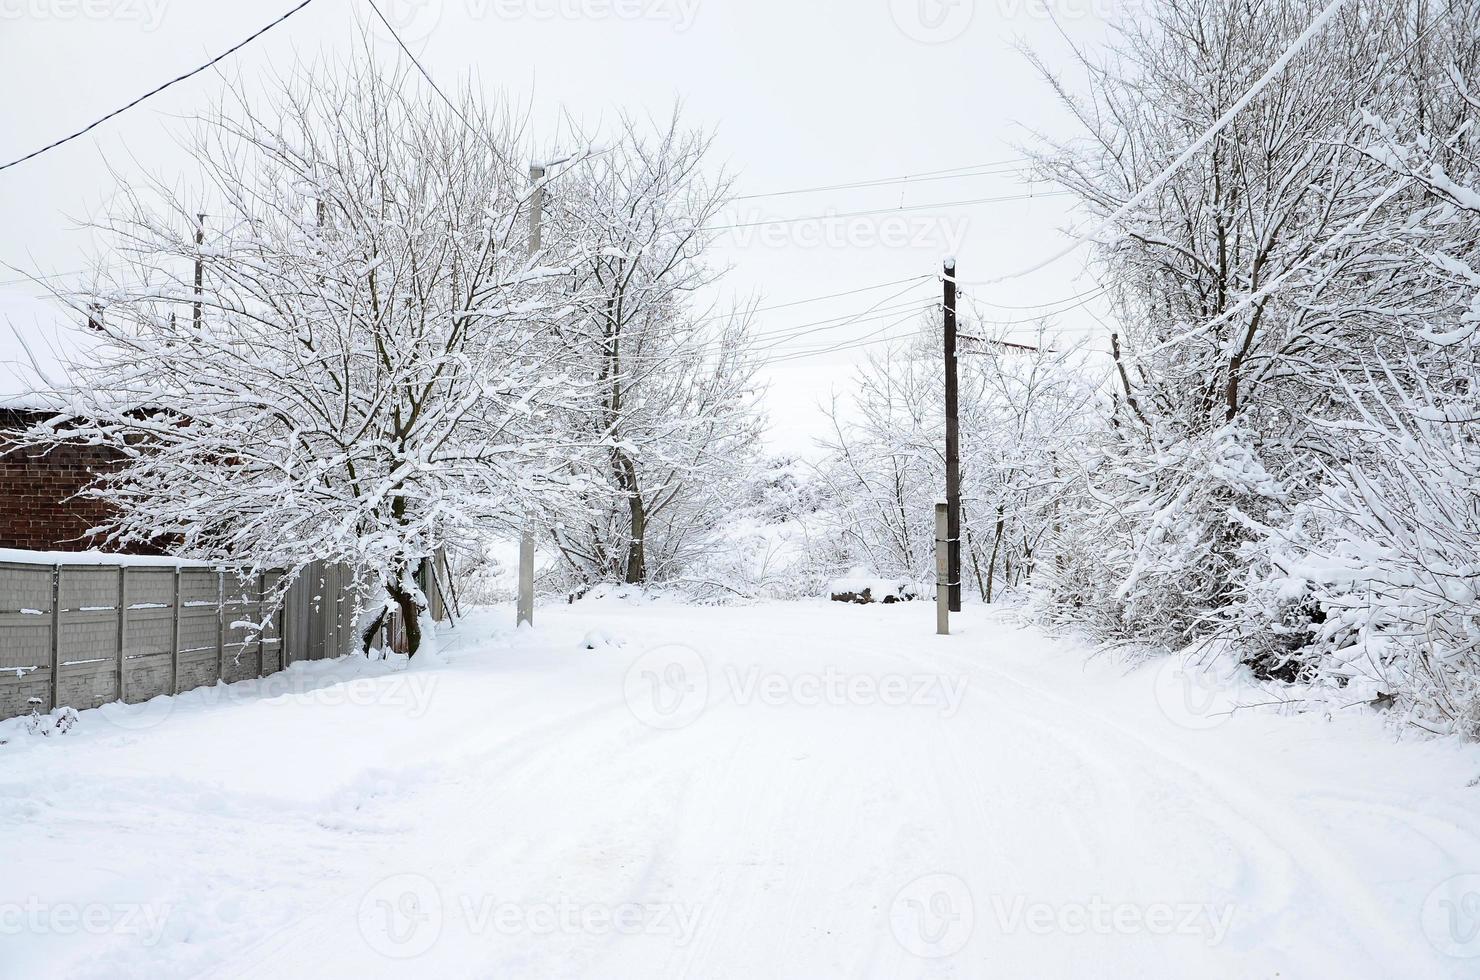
[[943, 259, 962, 613], [935, 502, 950, 635], [516, 165, 546, 629]]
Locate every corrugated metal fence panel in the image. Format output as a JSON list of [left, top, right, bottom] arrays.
[[221, 573, 261, 683], [320, 564, 336, 661], [283, 563, 313, 666], [0, 558, 364, 723], [306, 564, 327, 662], [262, 570, 284, 674], [297, 564, 318, 659], [338, 567, 357, 658]]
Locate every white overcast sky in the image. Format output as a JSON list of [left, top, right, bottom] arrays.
[[0, 0, 1122, 453]]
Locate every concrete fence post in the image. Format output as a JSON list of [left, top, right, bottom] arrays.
[[170, 567, 182, 694], [48, 564, 61, 711], [257, 572, 267, 677], [216, 569, 226, 682], [117, 566, 128, 703]]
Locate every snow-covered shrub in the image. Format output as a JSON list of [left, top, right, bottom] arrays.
[[661, 457, 847, 603], [1041, 424, 1290, 652], [1247, 373, 1480, 735], [22, 704, 79, 737], [1018, 0, 1480, 736]]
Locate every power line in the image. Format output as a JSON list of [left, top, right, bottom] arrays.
[[960, 287, 1108, 320], [746, 274, 932, 314], [0, 270, 86, 289], [364, 0, 479, 139], [732, 159, 1030, 200], [759, 303, 1120, 367], [755, 281, 1109, 365], [753, 302, 933, 351], [955, 283, 1104, 310], [752, 278, 933, 348], [751, 296, 930, 344], [711, 190, 1073, 231], [0, 0, 320, 174], [542, 278, 936, 368], [644, 280, 937, 362], [760, 310, 926, 366]]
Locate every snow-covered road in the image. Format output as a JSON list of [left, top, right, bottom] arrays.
[[4, 599, 1480, 978]]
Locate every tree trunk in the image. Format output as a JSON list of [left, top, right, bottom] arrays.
[[965, 523, 988, 602], [613, 445, 647, 585], [361, 606, 387, 656], [1225, 354, 1243, 422], [986, 504, 1005, 603], [386, 579, 424, 656], [624, 490, 646, 584]]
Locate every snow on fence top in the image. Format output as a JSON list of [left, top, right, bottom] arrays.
[[0, 547, 217, 568]]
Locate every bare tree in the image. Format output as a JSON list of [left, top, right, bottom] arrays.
[[816, 312, 1095, 599], [540, 111, 764, 589]]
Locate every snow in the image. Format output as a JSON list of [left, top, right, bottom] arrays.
[[0, 547, 216, 568], [3, 600, 1479, 977]]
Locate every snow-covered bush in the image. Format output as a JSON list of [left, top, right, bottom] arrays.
[[1247, 372, 1480, 734], [1046, 424, 1290, 653], [656, 456, 846, 603], [1020, 0, 1480, 735]]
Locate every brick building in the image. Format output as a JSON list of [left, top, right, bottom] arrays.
[[0, 405, 161, 554]]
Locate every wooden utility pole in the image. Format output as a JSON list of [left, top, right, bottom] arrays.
[[516, 165, 546, 629], [943, 259, 962, 612]]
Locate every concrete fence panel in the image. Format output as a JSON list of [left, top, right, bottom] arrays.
[[0, 558, 360, 724], [0, 562, 53, 718]]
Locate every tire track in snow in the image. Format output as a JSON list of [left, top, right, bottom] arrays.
[[905, 632, 1455, 976]]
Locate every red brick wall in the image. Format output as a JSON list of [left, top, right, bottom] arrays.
[[0, 410, 162, 554]]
